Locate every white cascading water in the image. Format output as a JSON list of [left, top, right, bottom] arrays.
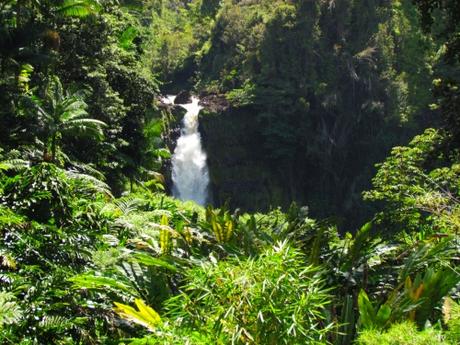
[[162, 95, 209, 205]]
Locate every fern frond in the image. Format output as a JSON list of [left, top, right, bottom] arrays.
[[115, 197, 143, 215], [39, 315, 71, 331], [65, 169, 113, 197], [0, 159, 30, 171], [0, 292, 22, 327], [0, 250, 17, 270], [68, 161, 106, 181]]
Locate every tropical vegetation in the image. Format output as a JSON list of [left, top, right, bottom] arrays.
[[0, 0, 459, 344]]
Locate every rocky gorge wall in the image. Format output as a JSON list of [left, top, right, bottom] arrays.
[[162, 94, 392, 229], [199, 101, 290, 212]]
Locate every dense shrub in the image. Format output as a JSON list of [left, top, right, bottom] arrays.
[[162, 241, 333, 344], [357, 322, 448, 345]]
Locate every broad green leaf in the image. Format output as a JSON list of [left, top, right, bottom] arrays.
[[114, 298, 161, 332], [69, 274, 135, 295], [375, 304, 392, 327], [358, 289, 376, 329], [131, 253, 178, 272], [57, 0, 102, 17], [119, 26, 138, 50]]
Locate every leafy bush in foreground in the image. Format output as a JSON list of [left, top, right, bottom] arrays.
[[0, 163, 114, 343], [357, 322, 447, 345], [159, 241, 333, 345]]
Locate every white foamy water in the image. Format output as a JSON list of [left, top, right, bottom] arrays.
[[161, 95, 176, 105], [164, 95, 209, 205]]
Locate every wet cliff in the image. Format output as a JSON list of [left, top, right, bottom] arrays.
[[198, 98, 387, 228], [199, 102, 290, 212]]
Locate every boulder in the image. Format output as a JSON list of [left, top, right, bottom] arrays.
[[174, 90, 192, 104], [199, 94, 230, 113]]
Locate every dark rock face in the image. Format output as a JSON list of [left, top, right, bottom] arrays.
[[174, 90, 192, 104], [199, 100, 382, 229], [161, 94, 291, 213], [164, 106, 186, 149], [158, 99, 186, 151], [199, 94, 230, 113], [159, 104, 187, 195], [200, 105, 287, 212]]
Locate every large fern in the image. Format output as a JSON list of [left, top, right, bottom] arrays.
[[0, 159, 29, 172], [0, 292, 22, 328], [39, 315, 72, 331], [25, 76, 106, 162]]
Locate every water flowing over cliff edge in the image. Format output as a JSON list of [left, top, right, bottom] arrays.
[[162, 95, 210, 205]]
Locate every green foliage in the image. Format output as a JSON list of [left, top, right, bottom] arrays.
[[444, 298, 460, 343], [1, 163, 72, 223], [358, 290, 392, 329], [355, 236, 459, 333], [23, 75, 106, 162], [0, 161, 116, 343], [0, 0, 166, 193], [163, 241, 333, 344], [403, 266, 459, 326], [1, 162, 110, 224], [143, 0, 215, 82], [365, 128, 460, 233], [57, 0, 102, 17], [225, 80, 256, 106], [204, 205, 236, 244], [114, 298, 161, 332], [70, 274, 135, 296], [413, 0, 460, 144], [0, 170, 458, 344], [357, 322, 448, 345], [0, 292, 22, 328], [119, 26, 139, 51], [0, 1, 458, 345], [18, 63, 34, 93], [194, 0, 436, 227]]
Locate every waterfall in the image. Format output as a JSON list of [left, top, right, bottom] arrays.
[[163, 95, 210, 205]]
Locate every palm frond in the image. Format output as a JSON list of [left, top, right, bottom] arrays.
[[61, 96, 87, 112], [60, 109, 89, 123], [65, 118, 107, 127], [26, 96, 52, 121], [46, 75, 64, 103], [62, 118, 107, 139], [66, 105, 88, 115]]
